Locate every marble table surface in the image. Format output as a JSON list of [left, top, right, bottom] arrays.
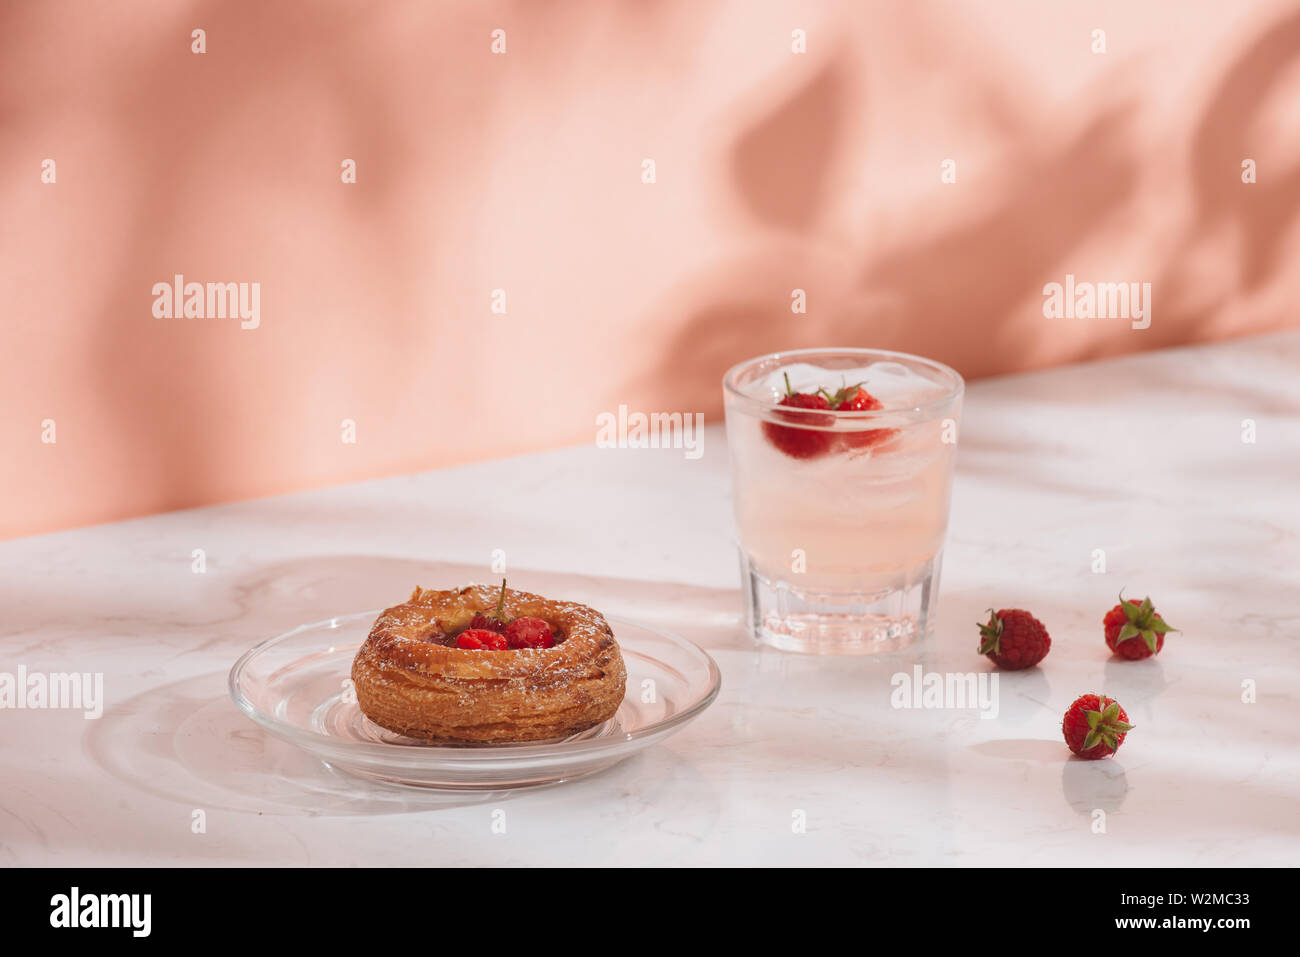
[[2, 332, 1298, 866]]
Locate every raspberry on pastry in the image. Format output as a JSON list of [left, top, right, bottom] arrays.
[[456, 628, 507, 650], [351, 583, 627, 743], [504, 617, 554, 649]]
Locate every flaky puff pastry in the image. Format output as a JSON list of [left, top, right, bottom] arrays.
[[351, 584, 627, 743]]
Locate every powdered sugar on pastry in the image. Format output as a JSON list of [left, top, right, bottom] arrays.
[[351, 584, 627, 742]]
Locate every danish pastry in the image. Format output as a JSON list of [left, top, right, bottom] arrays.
[[351, 582, 627, 743]]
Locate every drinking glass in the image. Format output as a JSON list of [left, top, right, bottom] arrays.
[[722, 348, 964, 654]]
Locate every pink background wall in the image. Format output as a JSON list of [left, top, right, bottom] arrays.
[[5, 0, 1300, 539]]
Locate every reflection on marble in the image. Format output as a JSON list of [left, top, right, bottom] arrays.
[[1062, 759, 1130, 815], [1, 333, 1298, 865]]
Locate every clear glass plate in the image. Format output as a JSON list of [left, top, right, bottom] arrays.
[[229, 611, 721, 789]]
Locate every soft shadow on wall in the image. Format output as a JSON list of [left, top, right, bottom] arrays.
[[642, 3, 1300, 418]]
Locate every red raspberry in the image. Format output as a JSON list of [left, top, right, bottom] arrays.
[[503, 617, 555, 649], [977, 608, 1051, 669], [456, 628, 507, 650], [1062, 693, 1133, 759], [761, 373, 834, 460], [1104, 593, 1176, 659]]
